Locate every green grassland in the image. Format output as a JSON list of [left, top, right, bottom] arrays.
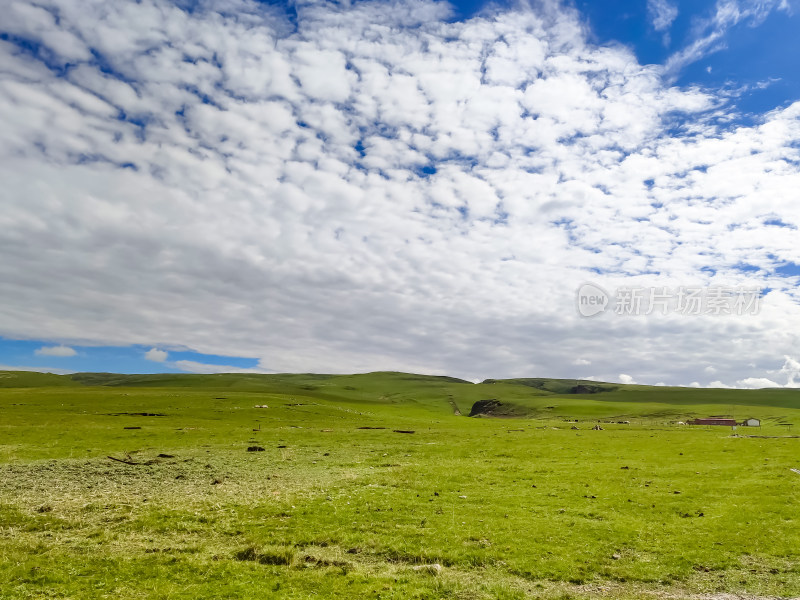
[[1, 370, 799, 599]]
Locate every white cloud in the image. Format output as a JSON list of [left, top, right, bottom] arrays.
[[707, 380, 732, 388], [779, 355, 800, 388], [573, 358, 591, 366], [144, 348, 168, 362], [34, 345, 77, 357], [703, 366, 717, 374], [736, 377, 782, 389], [619, 374, 636, 385], [648, 0, 678, 32], [0, 0, 797, 387]]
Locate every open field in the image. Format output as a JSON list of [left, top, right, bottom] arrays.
[[1, 370, 799, 599]]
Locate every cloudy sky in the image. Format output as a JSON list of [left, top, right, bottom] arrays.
[[1, 0, 800, 388]]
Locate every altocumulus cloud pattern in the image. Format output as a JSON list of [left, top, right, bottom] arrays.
[[1, 0, 800, 387]]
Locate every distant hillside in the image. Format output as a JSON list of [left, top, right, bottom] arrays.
[[1, 370, 798, 422], [68, 371, 470, 391], [482, 377, 618, 395], [0, 371, 80, 388]]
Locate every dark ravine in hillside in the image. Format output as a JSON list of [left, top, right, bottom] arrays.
[[469, 399, 503, 417]]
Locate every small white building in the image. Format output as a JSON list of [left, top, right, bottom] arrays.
[[742, 418, 761, 427]]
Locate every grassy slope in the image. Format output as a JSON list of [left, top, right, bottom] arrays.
[[1, 371, 799, 599], [58, 371, 800, 421], [0, 371, 81, 388]]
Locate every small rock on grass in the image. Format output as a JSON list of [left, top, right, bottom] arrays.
[[412, 563, 442, 575]]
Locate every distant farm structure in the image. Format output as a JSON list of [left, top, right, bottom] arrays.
[[688, 417, 737, 426], [687, 417, 761, 427]]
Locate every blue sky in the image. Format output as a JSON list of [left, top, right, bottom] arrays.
[[1, 0, 800, 386], [578, 0, 800, 117], [0, 339, 260, 375]]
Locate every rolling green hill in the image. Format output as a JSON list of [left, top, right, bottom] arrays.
[[1, 370, 798, 423], [0, 370, 81, 388]]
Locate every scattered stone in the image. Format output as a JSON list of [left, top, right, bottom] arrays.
[[612, 553, 621, 560], [253, 405, 269, 409], [107, 455, 141, 465], [412, 563, 442, 575], [571, 425, 579, 430], [592, 425, 604, 430]]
